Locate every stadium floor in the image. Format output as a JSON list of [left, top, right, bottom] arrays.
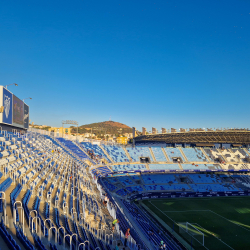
[[142, 196, 250, 250]]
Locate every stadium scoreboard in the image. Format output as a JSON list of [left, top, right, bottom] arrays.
[[0, 86, 29, 129]]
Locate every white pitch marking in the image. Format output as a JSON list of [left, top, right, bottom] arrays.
[[192, 223, 234, 250]]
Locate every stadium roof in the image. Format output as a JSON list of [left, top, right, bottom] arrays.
[[134, 131, 250, 145]]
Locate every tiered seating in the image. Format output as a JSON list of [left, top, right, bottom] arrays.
[[91, 166, 112, 177], [221, 164, 248, 171], [142, 174, 178, 184], [81, 142, 111, 163], [0, 219, 21, 250], [190, 183, 239, 192], [15, 225, 35, 250], [102, 180, 117, 191], [126, 186, 144, 192], [182, 148, 207, 162], [151, 147, 167, 162], [103, 145, 129, 162], [106, 177, 118, 183], [128, 173, 141, 180], [34, 236, 47, 250], [10, 183, 22, 222], [115, 176, 134, 186], [181, 163, 222, 170], [148, 163, 180, 170], [111, 164, 146, 171], [231, 175, 250, 190], [111, 195, 146, 250], [208, 149, 227, 162], [0, 177, 13, 212], [122, 200, 182, 250], [220, 149, 238, 162], [45, 202, 50, 219], [22, 190, 31, 221], [126, 147, 153, 162], [164, 147, 184, 162], [144, 184, 191, 191], [187, 174, 223, 183], [232, 149, 249, 160], [57, 138, 88, 160], [33, 197, 48, 237], [116, 189, 129, 196], [4, 128, 250, 250]]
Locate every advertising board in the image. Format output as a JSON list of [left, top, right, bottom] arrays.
[[2, 87, 13, 125], [24, 103, 29, 129], [13, 95, 24, 127]]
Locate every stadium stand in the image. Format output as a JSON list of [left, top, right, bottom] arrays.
[[221, 163, 249, 171], [141, 174, 178, 184], [151, 147, 167, 162], [181, 163, 222, 170], [231, 148, 249, 161], [111, 164, 147, 171], [103, 145, 129, 162], [219, 149, 239, 162], [3, 127, 250, 250], [190, 183, 239, 192], [181, 148, 207, 162], [187, 173, 223, 183], [126, 147, 153, 162], [80, 141, 112, 163], [164, 147, 184, 162], [148, 163, 181, 170], [144, 184, 191, 191]]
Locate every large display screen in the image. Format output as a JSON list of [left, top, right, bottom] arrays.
[[0, 86, 29, 129], [13, 95, 24, 127]]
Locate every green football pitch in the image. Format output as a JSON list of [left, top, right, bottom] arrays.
[[142, 197, 250, 250]]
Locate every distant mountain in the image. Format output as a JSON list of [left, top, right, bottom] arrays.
[[70, 121, 132, 137]]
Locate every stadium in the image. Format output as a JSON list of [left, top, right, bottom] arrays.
[[0, 84, 249, 250]]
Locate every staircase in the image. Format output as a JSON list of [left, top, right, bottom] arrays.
[[178, 163, 183, 170], [149, 147, 156, 162], [98, 145, 114, 164], [217, 149, 228, 163], [200, 148, 211, 162], [123, 147, 132, 162], [229, 149, 241, 163], [162, 148, 170, 162], [179, 148, 188, 162], [243, 148, 250, 157]]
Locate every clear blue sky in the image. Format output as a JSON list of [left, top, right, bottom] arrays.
[[0, 0, 249, 131]]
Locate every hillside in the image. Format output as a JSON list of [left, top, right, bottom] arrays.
[[70, 121, 132, 137]]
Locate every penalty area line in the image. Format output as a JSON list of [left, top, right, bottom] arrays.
[[149, 201, 175, 223], [163, 210, 210, 213], [192, 223, 234, 250]]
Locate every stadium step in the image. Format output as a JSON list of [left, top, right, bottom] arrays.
[[99, 145, 115, 163], [179, 148, 188, 162], [243, 148, 250, 157], [73, 141, 94, 161], [228, 149, 241, 163], [217, 149, 228, 163], [162, 147, 170, 162], [122, 147, 132, 162], [178, 163, 184, 170], [200, 147, 211, 162], [115, 198, 157, 250], [149, 147, 157, 162]]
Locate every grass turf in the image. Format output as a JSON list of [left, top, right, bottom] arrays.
[[142, 196, 250, 250]]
